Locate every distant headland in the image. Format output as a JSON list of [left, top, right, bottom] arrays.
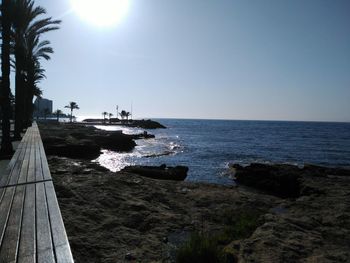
[[81, 118, 166, 129]]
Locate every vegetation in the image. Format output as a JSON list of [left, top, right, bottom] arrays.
[[176, 210, 262, 263], [65, 102, 79, 122], [43, 108, 50, 120], [0, 0, 14, 156], [176, 232, 223, 263], [53, 109, 63, 122], [12, 0, 60, 138], [0, 0, 60, 154], [108, 113, 113, 123], [119, 110, 131, 122], [102, 111, 108, 123]]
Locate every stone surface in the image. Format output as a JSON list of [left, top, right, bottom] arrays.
[[48, 156, 276, 263], [121, 165, 189, 181], [39, 123, 136, 159]]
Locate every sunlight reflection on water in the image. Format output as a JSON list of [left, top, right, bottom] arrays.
[[94, 125, 143, 134], [93, 125, 183, 172]]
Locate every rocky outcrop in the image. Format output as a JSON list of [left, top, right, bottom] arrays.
[[81, 118, 167, 129], [233, 163, 350, 199], [43, 137, 101, 159], [48, 156, 277, 263], [127, 119, 166, 129], [234, 164, 350, 262], [233, 163, 301, 198], [39, 123, 136, 159], [128, 131, 155, 140], [121, 164, 188, 181]]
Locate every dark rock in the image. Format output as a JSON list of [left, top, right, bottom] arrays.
[[92, 133, 136, 152], [126, 119, 166, 129], [122, 165, 188, 181], [125, 253, 136, 261], [43, 140, 101, 159], [234, 163, 301, 198], [302, 164, 350, 177], [128, 131, 155, 140], [39, 123, 137, 159], [81, 118, 166, 129]]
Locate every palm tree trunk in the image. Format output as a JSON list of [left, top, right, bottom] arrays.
[[70, 109, 73, 122], [14, 52, 25, 139], [0, 0, 14, 156]]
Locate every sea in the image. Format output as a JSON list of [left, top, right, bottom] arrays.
[[92, 119, 350, 185]]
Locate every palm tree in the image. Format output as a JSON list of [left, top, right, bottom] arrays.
[[108, 113, 113, 123], [53, 109, 63, 122], [0, 0, 14, 156], [119, 110, 126, 121], [119, 110, 131, 123], [65, 102, 79, 123], [125, 112, 130, 121], [102, 111, 108, 123], [12, 0, 60, 138], [23, 31, 54, 127]]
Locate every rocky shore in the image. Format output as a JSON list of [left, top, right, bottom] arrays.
[[40, 123, 350, 262], [39, 123, 155, 159], [82, 119, 166, 129]]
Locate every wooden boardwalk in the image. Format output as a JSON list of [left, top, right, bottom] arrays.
[[0, 122, 74, 263]]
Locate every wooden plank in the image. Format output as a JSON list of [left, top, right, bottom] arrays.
[[0, 136, 28, 188], [0, 140, 30, 253], [26, 138, 36, 183], [8, 132, 32, 186], [1, 122, 73, 263], [36, 182, 55, 263], [0, 185, 26, 263], [17, 133, 32, 185], [4, 138, 23, 173], [17, 184, 36, 263], [38, 134, 52, 181], [45, 181, 73, 263], [35, 137, 44, 182], [0, 187, 16, 250]]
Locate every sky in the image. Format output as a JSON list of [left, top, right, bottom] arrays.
[[24, 0, 350, 122]]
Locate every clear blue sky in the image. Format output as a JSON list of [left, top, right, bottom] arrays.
[[28, 0, 350, 121]]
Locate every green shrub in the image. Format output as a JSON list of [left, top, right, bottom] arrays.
[[216, 210, 261, 244], [176, 210, 262, 263], [176, 232, 223, 263]]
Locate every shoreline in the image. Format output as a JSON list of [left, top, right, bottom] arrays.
[[38, 122, 350, 262]]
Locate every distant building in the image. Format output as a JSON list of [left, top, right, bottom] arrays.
[[33, 98, 53, 118]]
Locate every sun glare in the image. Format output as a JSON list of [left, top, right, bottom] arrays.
[[71, 0, 130, 27]]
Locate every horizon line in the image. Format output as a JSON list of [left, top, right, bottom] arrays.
[[75, 115, 350, 124]]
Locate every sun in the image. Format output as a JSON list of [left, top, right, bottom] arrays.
[[71, 0, 130, 27]]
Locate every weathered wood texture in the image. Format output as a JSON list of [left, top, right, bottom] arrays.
[[0, 123, 74, 263]]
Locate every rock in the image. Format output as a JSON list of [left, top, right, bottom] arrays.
[[125, 252, 136, 261], [43, 139, 101, 159], [91, 133, 136, 152], [234, 163, 301, 198], [121, 165, 189, 181], [127, 119, 166, 129], [81, 118, 167, 129], [128, 131, 155, 139], [39, 123, 137, 159]]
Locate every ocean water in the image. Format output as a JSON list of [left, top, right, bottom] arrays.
[[94, 119, 350, 185]]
